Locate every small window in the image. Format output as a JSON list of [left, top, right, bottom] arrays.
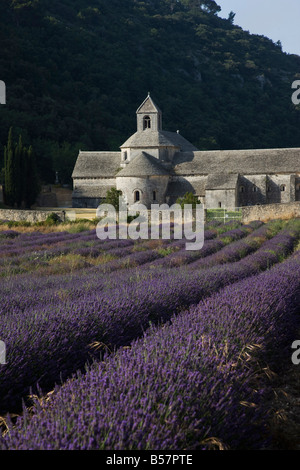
[[134, 190, 140, 202], [218, 202, 222, 208], [153, 190, 156, 201], [143, 115, 151, 130], [123, 151, 127, 161], [252, 185, 258, 192], [267, 185, 271, 192], [280, 184, 286, 192], [239, 186, 245, 193]]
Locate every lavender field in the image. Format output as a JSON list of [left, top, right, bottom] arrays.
[[0, 217, 300, 450]]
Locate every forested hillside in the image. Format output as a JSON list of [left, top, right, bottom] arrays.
[[1, 0, 300, 184]]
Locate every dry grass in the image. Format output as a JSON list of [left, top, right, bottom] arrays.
[[199, 437, 229, 450], [0, 220, 97, 234], [267, 365, 300, 450]]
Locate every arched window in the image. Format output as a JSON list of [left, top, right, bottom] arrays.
[[280, 184, 286, 192], [239, 185, 245, 193], [218, 202, 222, 208], [134, 190, 140, 202], [143, 115, 151, 130], [252, 185, 258, 192], [123, 151, 127, 161]]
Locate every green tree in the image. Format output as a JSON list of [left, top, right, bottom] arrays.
[[200, 0, 221, 14], [228, 11, 235, 24], [3, 128, 15, 207], [104, 187, 123, 210], [14, 135, 24, 208], [176, 191, 200, 208], [182, 0, 221, 14], [3, 128, 40, 208], [23, 145, 41, 208]]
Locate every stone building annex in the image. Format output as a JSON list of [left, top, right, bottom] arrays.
[[72, 94, 300, 209]]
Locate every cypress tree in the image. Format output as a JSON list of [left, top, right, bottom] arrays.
[[14, 134, 24, 208], [3, 128, 40, 208], [24, 145, 40, 208], [4, 127, 15, 207], [3, 143, 7, 205]]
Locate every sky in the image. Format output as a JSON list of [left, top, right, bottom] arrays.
[[217, 0, 300, 56]]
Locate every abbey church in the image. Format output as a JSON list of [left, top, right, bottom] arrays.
[[72, 94, 300, 209]]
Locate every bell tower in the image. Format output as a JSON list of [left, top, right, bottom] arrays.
[[136, 93, 162, 132]]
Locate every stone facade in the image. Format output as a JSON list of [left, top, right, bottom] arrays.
[[72, 94, 300, 210]]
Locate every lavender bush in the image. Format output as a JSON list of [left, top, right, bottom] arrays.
[[1, 249, 300, 450], [0, 220, 298, 415]]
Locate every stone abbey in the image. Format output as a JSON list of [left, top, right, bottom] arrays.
[[72, 94, 300, 209]]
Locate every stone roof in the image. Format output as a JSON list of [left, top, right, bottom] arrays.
[[167, 178, 207, 200], [120, 130, 198, 151], [72, 152, 121, 178], [136, 94, 161, 114], [72, 186, 113, 198], [173, 148, 300, 175], [117, 152, 169, 178], [206, 173, 239, 190]]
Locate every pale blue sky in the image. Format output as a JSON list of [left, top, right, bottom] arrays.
[[217, 0, 300, 56]]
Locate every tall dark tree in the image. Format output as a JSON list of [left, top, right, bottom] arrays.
[[23, 145, 40, 208], [14, 135, 24, 208], [228, 11, 235, 24], [3, 128, 40, 208], [3, 128, 15, 207]]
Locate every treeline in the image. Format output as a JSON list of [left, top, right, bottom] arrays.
[[0, 0, 300, 185], [2, 128, 40, 208]]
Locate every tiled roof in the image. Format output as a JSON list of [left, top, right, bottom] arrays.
[[72, 152, 121, 178], [120, 130, 198, 151], [136, 94, 161, 114], [167, 178, 206, 199], [117, 152, 169, 177], [206, 173, 239, 190], [173, 148, 300, 175]]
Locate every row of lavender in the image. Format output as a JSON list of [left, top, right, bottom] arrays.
[[0, 220, 222, 255], [1, 244, 300, 449], [0, 219, 262, 261], [0, 220, 298, 414], [0, 220, 246, 277], [0, 220, 259, 311]]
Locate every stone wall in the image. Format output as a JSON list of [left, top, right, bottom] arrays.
[[238, 174, 297, 207], [205, 188, 237, 209], [241, 201, 300, 224], [0, 209, 66, 223]]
